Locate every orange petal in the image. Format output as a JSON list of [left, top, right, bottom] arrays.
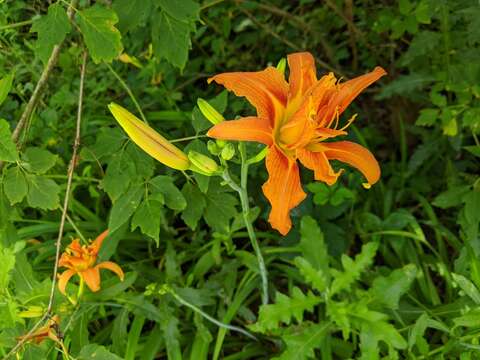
[[208, 67, 288, 126], [80, 267, 101, 292], [320, 141, 381, 186], [207, 116, 273, 146], [287, 52, 317, 100], [97, 261, 125, 281], [91, 229, 109, 253], [58, 269, 76, 295], [320, 67, 387, 126], [262, 146, 306, 235], [297, 148, 342, 185]]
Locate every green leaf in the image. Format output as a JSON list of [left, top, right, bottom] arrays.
[[0, 73, 14, 106], [158, 0, 200, 21], [452, 273, 480, 304], [0, 245, 15, 290], [299, 216, 330, 275], [203, 186, 238, 233], [331, 242, 378, 295], [78, 344, 123, 360], [274, 322, 330, 360], [113, 0, 152, 33], [181, 182, 206, 230], [294, 257, 328, 292], [370, 264, 417, 309], [77, 4, 123, 64], [416, 108, 439, 126], [31, 3, 71, 64], [415, 0, 431, 24], [432, 185, 471, 209], [250, 287, 320, 333], [102, 151, 136, 201], [3, 166, 27, 204], [159, 302, 182, 360], [112, 309, 129, 356], [131, 197, 163, 242], [453, 308, 480, 328], [25, 174, 60, 210], [108, 183, 144, 232], [22, 147, 58, 174], [149, 176, 186, 210], [0, 119, 18, 162], [152, 12, 192, 70]]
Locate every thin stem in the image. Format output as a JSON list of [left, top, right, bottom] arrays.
[[0, 19, 33, 31], [167, 287, 257, 340], [2, 50, 87, 360], [170, 134, 207, 143], [105, 63, 147, 124], [222, 144, 269, 305]]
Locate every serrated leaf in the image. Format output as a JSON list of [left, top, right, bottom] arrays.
[[108, 183, 143, 232], [181, 182, 206, 230], [203, 188, 238, 233], [31, 3, 71, 64], [113, 0, 152, 33], [274, 322, 330, 360], [158, 0, 200, 21], [131, 197, 163, 242], [416, 108, 439, 127], [26, 174, 60, 210], [102, 151, 136, 201], [149, 176, 186, 210], [370, 264, 417, 309], [294, 257, 328, 292], [77, 4, 123, 64], [152, 11, 192, 69], [0, 119, 18, 162], [250, 287, 320, 332], [299, 216, 330, 276], [0, 73, 14, 106], [22, 147, 58, 174], [3, 166, 27, 204], [331, 242, 378, 295]]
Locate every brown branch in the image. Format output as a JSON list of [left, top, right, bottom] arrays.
[[0, 0, 78, 171], [3, 50, 87, 360]]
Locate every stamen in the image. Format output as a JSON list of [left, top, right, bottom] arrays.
[[339, 114, 358, 131]]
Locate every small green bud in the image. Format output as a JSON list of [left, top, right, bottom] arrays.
[[197, 98, 225, 125], [221, 143, 235, 160], [207, 140, 221, 155], [276, 58, 287, 75], [216, 139, 227, 148], [188, 151, 219, 176]]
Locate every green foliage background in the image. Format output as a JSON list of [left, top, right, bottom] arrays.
[[0, 0, 479, 359]]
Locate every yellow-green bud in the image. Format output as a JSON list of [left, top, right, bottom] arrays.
[[276, 58, 287, 75], [216, 139, 227, 148], [221, 143, 235, 160], [207, 140, 221, 155], [18, 306, 44, 318], [188, 151, 219, 175], [197, 98, 225, 125], [108, 103, 190, 170]]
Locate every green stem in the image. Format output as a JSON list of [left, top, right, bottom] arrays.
[[167, 286, 257, 340], [222, 144, 269, 305], [105, 63, 148, 124], [0, 19, 33, 31]]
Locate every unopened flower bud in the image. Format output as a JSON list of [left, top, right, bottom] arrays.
[[221, 143, 235, 160], [188, 151, 219, 176], [207, 140, 221, 155], [108, 103, 190, 170], [197, 98, 225, 125]]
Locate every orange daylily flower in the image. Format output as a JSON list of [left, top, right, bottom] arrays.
[[17, 315, 60, 344], [58, 230, 124, 294], [207, 52, 386, 235]]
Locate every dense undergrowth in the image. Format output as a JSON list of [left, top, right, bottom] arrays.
[[0, 0, 479, 359]]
